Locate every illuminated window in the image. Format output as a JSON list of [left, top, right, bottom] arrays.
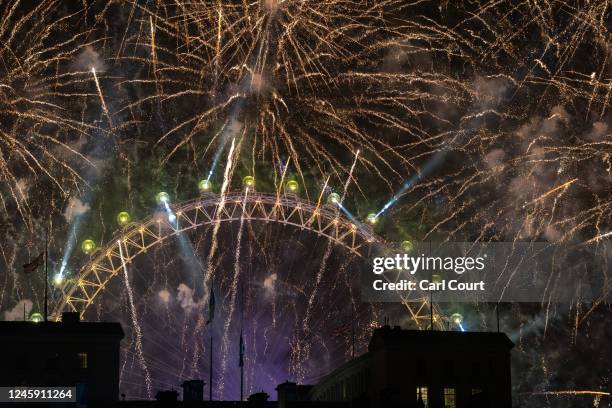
[[77, 352, 88, 369], [416, 387, 428, 407], [444, 388, 456, 408]]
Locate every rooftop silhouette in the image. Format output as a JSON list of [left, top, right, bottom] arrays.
[[0, 312, 123, 408], [0, 316, 513, 408]]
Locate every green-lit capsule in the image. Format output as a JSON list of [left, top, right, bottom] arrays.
[[81, 239, 96, 255], [117, 211, 131, 226]]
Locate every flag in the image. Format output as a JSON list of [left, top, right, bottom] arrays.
[[239, 332, 244, 367], [206, 285, 215, 325], [23, 252, 44, 274]]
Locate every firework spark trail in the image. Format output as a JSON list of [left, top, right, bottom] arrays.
[[310, 177, 330, 218], [91, 67, 114, 129], [204, 137, 237, 286], [206, 121, 235, 180], [0, 1, 95, 226], [118, 239, 152, 398], [584, 231, 612, 244], [188, 324, 203, 375], [294, 240, 333, 381], [218, 187, 249, 398], [340, 150, 360, 203], [188, 137, 238, 375], [523, 390, 611, 396], [212, 2, 223, 93], [522, 178, 578, 208], [301, 171, 343, 337], [275, 157, 291, 201], [178, 311, 189, 380], [149, 16, 159, 87]]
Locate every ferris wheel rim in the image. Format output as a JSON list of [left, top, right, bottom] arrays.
[[52, 190, 386, 319]]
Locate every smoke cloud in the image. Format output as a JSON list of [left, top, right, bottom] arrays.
[[63, 197, 91, 223], [2, 299, 33, 321], [177, 283, 196, 311], [71, 45, 107, 72]]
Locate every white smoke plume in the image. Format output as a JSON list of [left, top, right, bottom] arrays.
[[63, 197, 90, 222], [2, 299, 33, 321]]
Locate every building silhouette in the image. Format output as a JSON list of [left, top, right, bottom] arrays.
[[0, 315, 512, 408], [183, 381, 205, 402], [0, 312, 124, 407], [117, 325, 513, 408], [307, 325, 514, 408]]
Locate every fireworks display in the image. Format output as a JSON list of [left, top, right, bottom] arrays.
[[0, 1, 610, 406], [0, 1, 97, 226]]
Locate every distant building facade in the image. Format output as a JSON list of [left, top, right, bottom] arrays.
[[275, 381, 313, 406], [0, 313, 511, 408], [0, 312, 124, 407], [183, 380, 205, 402], [113, 325, 513, 408], [308, 326, 514, 408]]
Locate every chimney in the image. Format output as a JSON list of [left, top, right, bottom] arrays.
[[247, 391, 270, 407], [182, 380, 204, 402], [276, 381, 296, 408], [155, 390, 178, 404], [61, 312, 80, 325]]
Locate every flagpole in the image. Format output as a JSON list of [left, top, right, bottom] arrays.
[[44, 224, 48, 322], [240, 335, 244, 401], [496, 303, 500, 333], [351, 305, 355, 359], [207, 281, 215, 401], [209, 335, 213, 401], [240, 284, 244, 401]]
